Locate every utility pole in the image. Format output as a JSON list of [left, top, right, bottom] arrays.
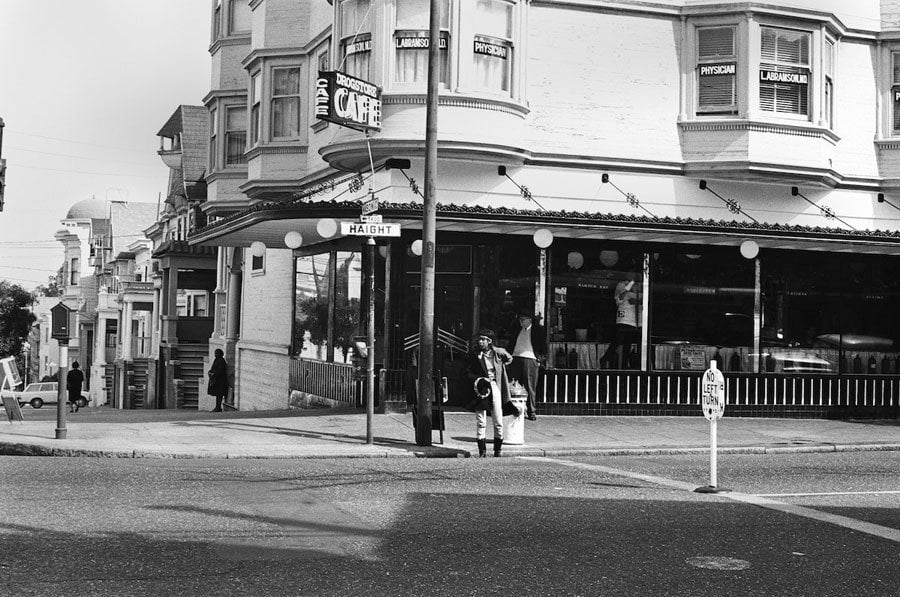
[[0, 118, 6, 211], [416, 0, 441, 446]]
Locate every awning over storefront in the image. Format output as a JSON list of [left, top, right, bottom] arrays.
[[189, 198, 900, 255]]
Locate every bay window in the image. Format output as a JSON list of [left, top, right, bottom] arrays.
[[892, 52, 900, 134], [823, 37, 834, 128], [208, 107, 217, 171], [697, 26, 737, 114], [473, 0, 514, 94], [340, 0, 372, 80], [250, 73, 261, 146], [759, 27, 810, 116], [228, 0, 250, 35], [224, 106, 247, 166], [394, 0, 450, 84], [271, 67, 301, 138]]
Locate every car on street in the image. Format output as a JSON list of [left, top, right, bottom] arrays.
[[0, 382, 88, 409]]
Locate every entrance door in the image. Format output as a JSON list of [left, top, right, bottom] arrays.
[[404, 276, 472, 405]]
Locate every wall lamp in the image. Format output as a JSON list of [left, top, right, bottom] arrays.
[[384, 157, 423, 199], [876, 192, 900, 212], [791, 186, 856, 230], [699, 180, 759, 223], [601, 173, 657, 218], [498, 166, 546, 210]]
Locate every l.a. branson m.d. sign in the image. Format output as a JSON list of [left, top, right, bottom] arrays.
[[315, 70, 382, 132]]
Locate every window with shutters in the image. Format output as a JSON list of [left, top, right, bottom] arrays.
[[250, 72, 261, 146], [759, 27, 810, 117], [892, 52, 900, 134], [697, 26, 737, 114], [823, 38, 834, 128], [394, 0, 450, 85], [339, 0, 371, 80]]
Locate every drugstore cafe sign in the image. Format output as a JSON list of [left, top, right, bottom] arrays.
[[315, 70, 382, 132]]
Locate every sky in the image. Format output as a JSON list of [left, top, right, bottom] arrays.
[[0, 0, 211, 290]]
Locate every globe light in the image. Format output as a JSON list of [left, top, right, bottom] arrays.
[[599, 250, 619, 267], [284, 231, 303, 249], [740, 240, 760, 259], [317, 218, 338, 238], [411, 239, 423, 256], [533, 228, 554, 248], [567, 251, 584, 269], [249, 241, 266, 257]]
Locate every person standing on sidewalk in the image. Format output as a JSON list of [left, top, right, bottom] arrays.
[[511, 311, 545, 421], [465, 329, 515, 457], [207, 349, 229, 412], [66, 361, 84, 413]]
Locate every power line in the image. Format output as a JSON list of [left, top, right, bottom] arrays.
[[8, 146, 160, 168], [7, 130, 146, 152], [13, 163, 164, 178]]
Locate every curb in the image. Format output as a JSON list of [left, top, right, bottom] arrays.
[[2, 441, 899, 459]]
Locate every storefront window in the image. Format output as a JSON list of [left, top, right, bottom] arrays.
[[293, 252, 363, 362], [651, 248, 754, 372], [761, 252, 900, 374], [548, 243, 644, 370]]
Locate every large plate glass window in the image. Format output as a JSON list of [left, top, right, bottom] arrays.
[[271, 67, 301, 138], [394, 0, 450, 84], [473, 0, 513, 94], [697, 26, 737, 114], [224, 106, 247, 166], [759, 27, 810, 117], [340, 0, 372, 80], [250, 73, 261, 146]]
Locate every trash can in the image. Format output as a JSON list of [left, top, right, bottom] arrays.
[[503, 384, 528, 445]]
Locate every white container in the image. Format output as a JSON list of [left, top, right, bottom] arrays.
[[503, 396, 527, 445]]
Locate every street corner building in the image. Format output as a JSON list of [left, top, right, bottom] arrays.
[[51, 0, 900, 419]]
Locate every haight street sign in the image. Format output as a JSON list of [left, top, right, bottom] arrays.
[[341, 221, 401, 237], [315, 70, 382, 132]]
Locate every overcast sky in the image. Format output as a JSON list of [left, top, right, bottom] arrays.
[[0, 0, 211, 290]]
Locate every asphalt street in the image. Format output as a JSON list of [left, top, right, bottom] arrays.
[[0, 451, 896, 596]]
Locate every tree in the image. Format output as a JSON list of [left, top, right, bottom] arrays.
[[34, 280, 60, 297], [0, 281, 36, 380]]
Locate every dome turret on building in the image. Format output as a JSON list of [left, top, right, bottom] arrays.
[[65, 197, 108, 221]]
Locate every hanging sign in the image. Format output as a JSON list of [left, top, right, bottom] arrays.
[[315, 70, 382, 132]]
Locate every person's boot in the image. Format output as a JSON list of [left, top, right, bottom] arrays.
[[477, 439, 487, 457], [493, 438, 503, 457]]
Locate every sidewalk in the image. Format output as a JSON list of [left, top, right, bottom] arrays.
[[1, 406, 898, 459]]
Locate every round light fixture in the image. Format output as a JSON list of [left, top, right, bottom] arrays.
[[739, 240, 759, 259], [533, 228, 554, 248], [411, 239, 423, 256], [249, 241, 266, 258], [284, 231, 303, 249], [599, 250, 619, 268], [567, 251, 584, 269], [317, 218, 338, 238]]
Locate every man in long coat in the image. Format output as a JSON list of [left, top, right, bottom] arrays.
[[465, 329, 514, 457]]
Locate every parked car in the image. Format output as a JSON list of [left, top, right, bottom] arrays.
[[0, 382, 88, 409]]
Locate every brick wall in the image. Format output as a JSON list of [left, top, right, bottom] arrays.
[[237, 347, 291, 411], [240, 249, 293, 346]]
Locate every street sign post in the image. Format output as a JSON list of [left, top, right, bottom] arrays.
[[695, 360, 729, 493], [361, 196, 379, 216]]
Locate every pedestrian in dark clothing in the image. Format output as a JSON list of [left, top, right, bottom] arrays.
[[207, 349, 229, 412], [67, 361, 84, 413], [465, 329, 515, 457]]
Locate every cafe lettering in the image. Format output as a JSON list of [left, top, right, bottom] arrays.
[[315, 70, 382, 131]]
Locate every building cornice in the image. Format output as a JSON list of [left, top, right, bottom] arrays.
[[202, 88, 248, 106]]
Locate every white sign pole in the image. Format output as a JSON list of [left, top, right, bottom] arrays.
[[696, 359, 729, 493]]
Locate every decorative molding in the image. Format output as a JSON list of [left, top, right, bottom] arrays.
[[206, 169, 248, 184], [382, 94, 530, 117], [245, 144, 309, 161], [875, 139, 900, 151], [208, 34, 252, 56], [680, 119, 841, 144], [202, 88, 248, 106]]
